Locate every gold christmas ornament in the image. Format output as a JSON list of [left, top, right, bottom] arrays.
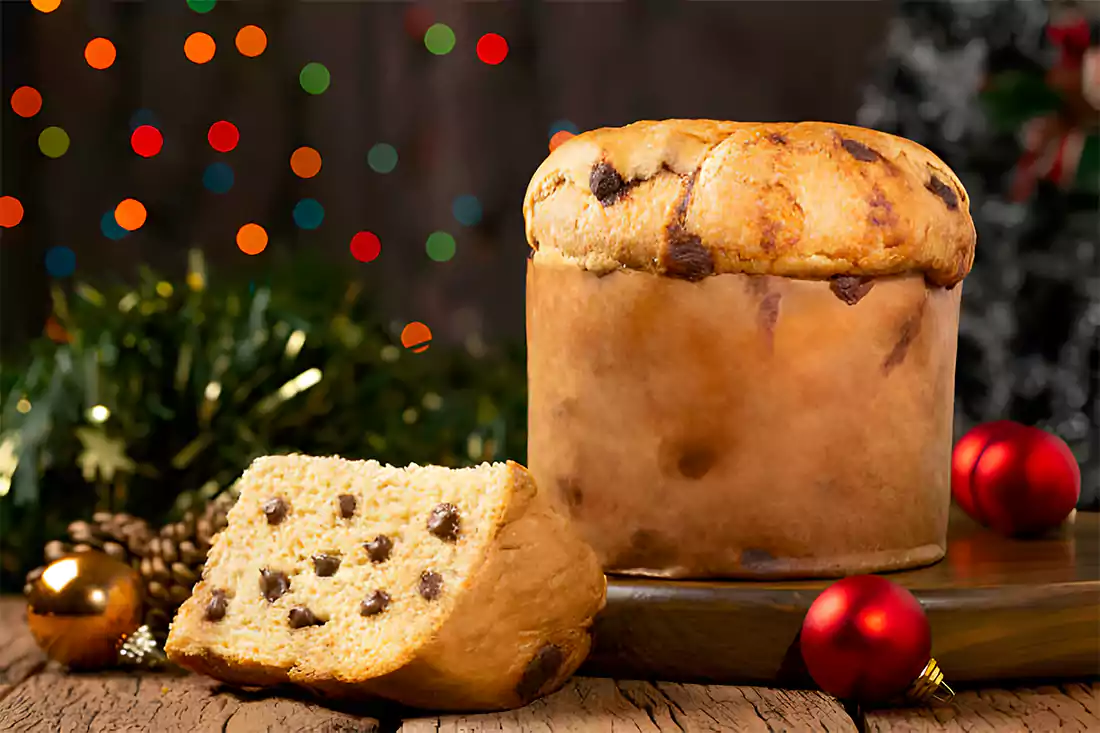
[[26, 551, 145, 669]]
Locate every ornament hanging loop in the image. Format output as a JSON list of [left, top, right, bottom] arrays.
[[907, 658, 955, 704]]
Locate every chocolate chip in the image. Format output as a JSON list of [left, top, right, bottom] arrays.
[[589, 162, 624, 206], [338, 494, 356, 519], [360, 590, 391, 617], [830, 275, 875, 306], [259, 569, 290, 602], [365, 535, 393, 563], [767, 132, 788, 145], [427, 503, 461, 542], [312, 553, 341, 577], [516, 644, 565, 703], [288, 606, 325, 629], [204, 589, 228, 621], [418, 570, 443, 601], [262, 498, 288, 525], [882, 302, 926, 373], [840, 138, 879, 162], [925, 175, 959, 210], [664, 230, 714, 281]]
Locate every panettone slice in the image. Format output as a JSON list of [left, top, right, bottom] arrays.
[[165, 456, 606, 711]]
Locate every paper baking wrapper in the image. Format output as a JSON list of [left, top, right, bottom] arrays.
[[526, 254, 961, 579]]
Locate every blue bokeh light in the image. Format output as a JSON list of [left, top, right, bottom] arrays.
[[548, 119, 580, 137], [451, 195, 483, 226], [100, 211, 129, 240], [293, 198, 325, 230], [203, 162, 235, 194], [45, 246, 76, 278]]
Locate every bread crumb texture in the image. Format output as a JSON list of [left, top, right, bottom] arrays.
[[523, 120, 976, 287], [165, 456, 606, 711]]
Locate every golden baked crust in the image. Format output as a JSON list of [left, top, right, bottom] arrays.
[[523, 120, 976, 287]]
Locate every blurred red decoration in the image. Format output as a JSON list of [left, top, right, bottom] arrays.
[[130, 125, 163, 158], [207, 121, 239, 153], [350, 231, 381, 263], [477, 33, 509, 65], [801, 576, 937, 704], [951, 420, 1081, 536]]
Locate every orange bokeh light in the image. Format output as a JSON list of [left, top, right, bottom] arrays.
[[114, 199, 147, 231], [549, 130, 574, 152], [32, 0, 62, 14], [184, 32, 216, 65], [290, 147, 322, 178], [0, 196, 24, 228], [400, 322, 433, 353], [11, 87, 42, 118], [84, 38, 117, 70], [236, 223, 268, 255], [235, 25, 267, 57]]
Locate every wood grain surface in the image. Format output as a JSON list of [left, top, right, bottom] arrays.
[[584, 509, 1100, 686], [0, 512, 1098, 733]]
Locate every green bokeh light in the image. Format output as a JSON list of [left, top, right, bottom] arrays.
[[368, 143, 398, 174], [187, 0, 216, 14], [426, 231, 456, 262], [424, 24, 456, 56], [39, 126, 70, 158], [299, 63, 331, 95]]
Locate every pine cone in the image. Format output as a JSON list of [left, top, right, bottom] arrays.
[[24, 512, 153, 595], [141, 492, 235, 634]]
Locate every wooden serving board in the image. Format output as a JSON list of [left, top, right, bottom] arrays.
[[582, 508, 1100, 687]]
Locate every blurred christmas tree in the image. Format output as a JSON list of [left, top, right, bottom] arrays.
[[858, 0, 1099, 510], [0, 250, 526, 590]]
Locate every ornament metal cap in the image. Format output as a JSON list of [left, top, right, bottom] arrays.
[[117, 624, 168, 669], [907, 658, 955, 703]]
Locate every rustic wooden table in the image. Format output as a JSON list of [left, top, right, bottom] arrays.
[[0, 598, 1096, 732]]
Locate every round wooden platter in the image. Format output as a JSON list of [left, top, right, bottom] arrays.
[[581, 508, 1100, 687]]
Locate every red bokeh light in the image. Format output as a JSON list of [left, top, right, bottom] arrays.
[[350, 231, 382, 263], [131, 125, 163, 158], [476, 33, 508, 65], [208, 121, 240, 153]]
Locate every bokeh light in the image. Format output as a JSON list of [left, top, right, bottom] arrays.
[[290, 147, 322, 178], [236, 223, 268, 255], [31, 0, 62, 13], [424, 24, 456, 55], [549, 130, 575, 152], [549, 119, 580, 137], [45, 246, 76, 278], [100, 210, 128, 240], [0, 197, 24, 228], [38, 127, 70, 158], [300, 63, 330, 94], [350, 231, 382, 263], [477, 34, 508, 65], [368, 143, 398, 174], [208, 121, 239, 152], [403, 6, 434, 39], [187, 0, 216, 14], [84, 38, 116, 70], [400, 322, 433, 353], [426, 231, 456, 262], [293, 199, 325, 230], [131, 125, 163, 157], [11, 87, 42, 118], [184, 32, 216, 64], [235, 25, 267, 57], [202, 162, 234, 193], [114, 199, 147, 231], [129, 109, 158, 132], [452, 195, 482, 226]]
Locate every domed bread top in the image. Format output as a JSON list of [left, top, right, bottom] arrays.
[[523, 120, 976, 287]]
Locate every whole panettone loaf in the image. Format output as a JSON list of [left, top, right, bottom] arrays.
[[165, 456, 606, 711], [523, 120, 976, 579]]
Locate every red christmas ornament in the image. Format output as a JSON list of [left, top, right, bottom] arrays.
[[801, 575, 950, 704], [952, 421, 1081, 536]]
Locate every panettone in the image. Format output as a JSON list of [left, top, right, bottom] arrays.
[[165, 457, 606, 711], [523, 120, 976, 578]]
